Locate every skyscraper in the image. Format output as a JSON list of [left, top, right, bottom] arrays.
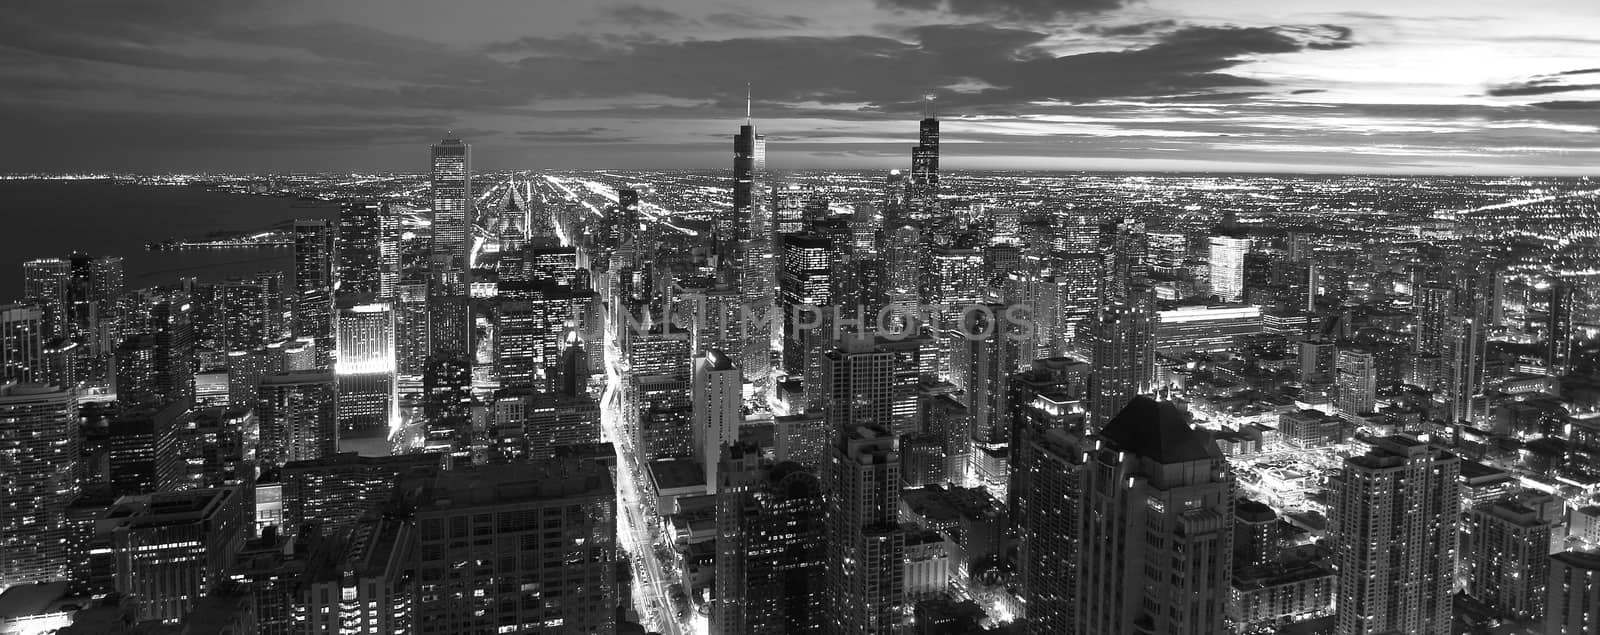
[[693, 350, 742, 489], [1208, 231, 1249, 303], [0, 383, 79, 590], [824, 425, 906, 634], [1, 304, 44, 383], [1015, 426, 1085, 635], [1546, 550, 1600, 634], [780, 233, 834, 383], [429, 137, 472, 292], [410, 461, 616, 634], [22, 258, 72, 339], [731, 90, 767, 248], [293, 219, 335, 367], [1330, 436, 1460, 635], [336, 200, 398, 298], [1088, 286, 1155, 427], [1077, 397, 1234, 635], [1335, 349, 1377, 418], [258, 370, 339, 466], [334, 299, 397, 432], [714, 448, 826, 634], [103, 487, 246, 624]]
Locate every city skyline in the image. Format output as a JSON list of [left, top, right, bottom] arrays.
[[2, 0, 1599, 174]]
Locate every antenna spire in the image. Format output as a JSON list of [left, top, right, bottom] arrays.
[[746, 83, 752, 124]]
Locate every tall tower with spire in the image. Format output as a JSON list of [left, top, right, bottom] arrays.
[[908, 96, 940, 217], [734, 86, 772, 382]]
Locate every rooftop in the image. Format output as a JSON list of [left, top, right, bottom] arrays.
[[1099, 396, 1220, 464]]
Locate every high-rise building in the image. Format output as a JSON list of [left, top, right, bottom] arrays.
[[257, 370, 338, 466], [336, 200, 398, 298], [1335, 349, 1378, 418], [824, 425, 906, 634], [1460, 494, 1554, 621], [102, 487, 246, 624], [279, 452, 441, 539], [216, 278, 268, 353], [1546, 550, 1600, 634], [818, 336, 895, 431], [22, 258, 72, 339], [713, 448, 826, 635], [1547, 278, 1575, 376], [1088, 286, 1155, 427], [0, 384, 79, 591], [1015, 427, 1085, 635], [1, 304, 44, 383], [293, 219, 335, 367], [296, 514, 415, 635], [1330, 436, 1460, 635], [1208, 232, 1250, 303], [410, 461, 616, 634], [429, 138, 472, 293], [780, 234, 834, 384], [395, 279, 430, 375], [693, 350, 742, 490], [335, 299, 396, 432], [731, 92, 767, 249], [1076, 397, 1234, 635]]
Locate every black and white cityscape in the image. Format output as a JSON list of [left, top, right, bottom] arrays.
[[2, 2, 1599, 634]]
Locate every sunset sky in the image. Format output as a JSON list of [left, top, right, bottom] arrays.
[[4, 0, 1599, 174]]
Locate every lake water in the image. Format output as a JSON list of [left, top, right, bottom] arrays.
[[0, 180, 339, 301]]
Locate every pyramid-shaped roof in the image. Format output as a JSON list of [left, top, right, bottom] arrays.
[[1100, 396, 1220, 464]]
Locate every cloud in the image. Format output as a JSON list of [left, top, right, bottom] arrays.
[[705, 11, 811, 31], [516, 127, 640, 143], [1488, 82, 1600, 97], [1079, 20, 1179, 37], [1531, 100, 1600, 110], [876, 0, 1121, 21], [1487, 68, 1600, 97], [596, 4, 691, 27]]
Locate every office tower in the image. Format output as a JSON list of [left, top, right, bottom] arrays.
[[714, 449, 826, 635], [421, 357, 473, 460], [253, 269, 288, 342], [1547, 278, 1574, 376], [490, 388, 600, 461], [158, 407, 254, 493], [1208, 233, 1249, 303], [693, 350, 742, 489], [1101, 218, 1149, 303], [293, 219, 335, 367], [1461, 495, 1553, 621], [280, 452, 440, 539], [527, 246, 580, 287], [1076, 397, 1234, 635], [1546, 550, 1600, 634], [1335, 349, 1377, 418], [907, 110, 939, 217], [773, 412, 830, 467], [410, 461, 616, 634], [22, 257, 71, 338], [1015, 427, 1085, 635], [819, 337, 896, 431], [103, 402, 185, 495], [0, 384, 79, 590], [257, 370, 338, 466], [102, 487, 245, 624], [336, 200, 398, 298], [115, 291, 196, 407], [216, 278, 267, 352], [334, 299, 396, 431], [779, 233, 834, 384], [825, 425, 906, 634], [296, 514, 415, 635], [395, 279, 430, 375], [1088, 286, 1155, 427], [427, 294, 471, 358], [1050, 253, 1101, 352], [1147, 230, 1187, 278], [1330, 436, 1460, 635], [731, 92, 767, 246], [1, 304, 44, 383], [429, 137, 472, 292]]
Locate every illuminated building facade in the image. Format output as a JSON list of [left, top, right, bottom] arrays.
[[429, 138, 472, 293], [103, 487, 246, 624], [1208, 234, 1250, 303], [411, 461, 616, 634], [824, 425, 906, 635], [0, 384, 79, 590], [1330, 436, 1459, 635], [1154, 304, 1263, 354], [1077, 397, 1234, 635], [1, 304, 44, 383], [335, 299, 396, 431], [258, 370, 338, 466]]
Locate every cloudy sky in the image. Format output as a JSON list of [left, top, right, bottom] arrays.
[[3, 0, 1599, 174]]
